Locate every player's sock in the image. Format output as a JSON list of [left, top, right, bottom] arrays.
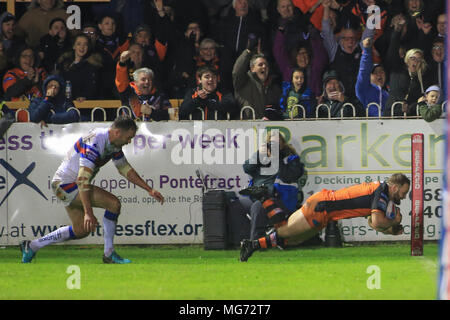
[[29, 225, 76, 252], [256, 230, 287, 249], [103, 210, 119, 257]]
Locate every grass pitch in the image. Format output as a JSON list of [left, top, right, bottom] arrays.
[[0, 243, 438, 300]]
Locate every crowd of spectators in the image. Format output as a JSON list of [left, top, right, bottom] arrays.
[[0, 0, 447, 125]]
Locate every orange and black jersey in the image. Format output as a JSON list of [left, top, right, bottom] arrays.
[[179, 87, 238, 120], [314, 181, 390, 221], [115, 62, 171, 121], [2, 67, 47, 101]]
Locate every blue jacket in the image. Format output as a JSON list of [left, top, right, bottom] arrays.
[[243, 149, 304, 211], [355, 48, 389, 117], [273, 154, 303, 212], [28, 75, 79, 124], [280, 81, 315, 118]]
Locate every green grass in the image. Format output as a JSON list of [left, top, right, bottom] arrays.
[[0, 243, 439, 300]]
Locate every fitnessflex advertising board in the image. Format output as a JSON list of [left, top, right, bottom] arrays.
[[0, 119, 444, 245]]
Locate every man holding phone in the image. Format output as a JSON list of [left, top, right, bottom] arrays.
[[317, 70, 363, 118]]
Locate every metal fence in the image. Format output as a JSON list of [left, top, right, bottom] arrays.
[[13, 100, 447, 122]]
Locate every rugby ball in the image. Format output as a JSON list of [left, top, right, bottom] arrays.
[[385, 200, 396, 219]]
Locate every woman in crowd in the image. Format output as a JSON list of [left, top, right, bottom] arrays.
[[2, 45, 46, 101], [56, 33, 102, 102]]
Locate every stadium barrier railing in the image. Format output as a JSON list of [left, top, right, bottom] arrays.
[[6, 99, 448, 122], [91, 107, 107, 121], [15, 108, 29, 122], [366, 102, 382, 117], [287, 105, 306, 120], [240, 106, 256, 120]]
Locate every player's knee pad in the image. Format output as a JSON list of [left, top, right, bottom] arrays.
[[262, 198, 288, 227]]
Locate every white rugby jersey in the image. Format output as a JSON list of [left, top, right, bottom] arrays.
[[53, 127, 128, 184]]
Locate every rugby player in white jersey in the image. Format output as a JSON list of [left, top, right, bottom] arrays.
[[20, 116, 164, 264]]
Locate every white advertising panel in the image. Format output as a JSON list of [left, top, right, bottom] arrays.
[[0, 119, 444, 245]]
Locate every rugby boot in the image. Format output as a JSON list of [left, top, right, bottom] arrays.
[[103, 250, 131, 264], [239, 239, 258, 262], [20, 240, 36, 263]]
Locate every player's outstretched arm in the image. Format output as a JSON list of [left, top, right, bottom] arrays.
[[118, 164, 165, 205]]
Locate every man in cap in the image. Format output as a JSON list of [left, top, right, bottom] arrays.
[[317, 69, 363, 118]]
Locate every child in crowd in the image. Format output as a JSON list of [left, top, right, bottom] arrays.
[[418, 85, 442, 122], [279, 68, 315, 119]]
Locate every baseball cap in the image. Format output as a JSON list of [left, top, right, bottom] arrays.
[[425, 85, 440, 94], [322, 70, 339, 84], [371, 63, 385, 74]]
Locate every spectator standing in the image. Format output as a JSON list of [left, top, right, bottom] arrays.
[[271, 0, 310, 54], [273, 25, 328, 97], [322, 0, 362, 100], [131, 24, 167, 86], [355, 36, 389, 117], [165, 21, 204, 98], [232, 45, 282, 120], [56, 34, 102, 102], [82, 22, 101, 53], [292, 0, 326, 31], [179, 65, 238, 120], [213, 0, 267, 63], [38, 18, 71, 74], [349, 1, 389, 63], [435, 13, 446, 40], [385, 15, 430, 116], [0, 12, 24, 61], [279, 68, 316, 119], [194, 38, 234, 93], [423, 37, 445, 102], [96, 14, 130, 99], [115, 50, 171, 121], [17, 0, 68, 48], [169, 0, 210, 36]]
